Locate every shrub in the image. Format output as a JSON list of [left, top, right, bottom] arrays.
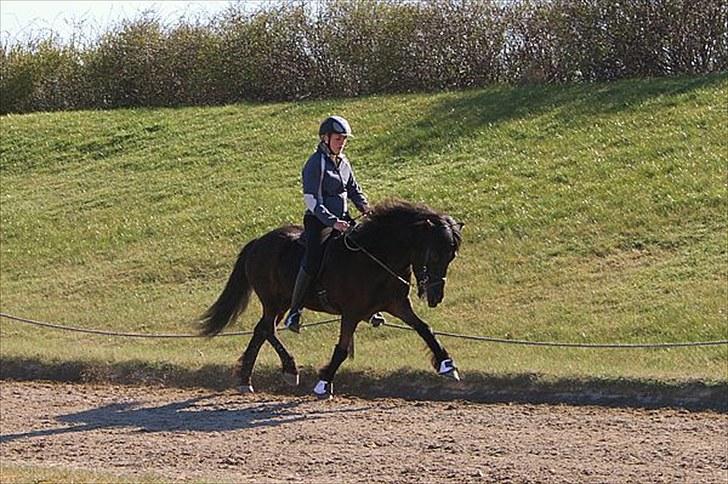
[[1, 0, 725, 113]]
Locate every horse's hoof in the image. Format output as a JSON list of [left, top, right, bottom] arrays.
[[238, 384, 255, 394], [282, 371, 300, 386], [441, 368, 461, 382], [369, 312, 386, 327], [313, 380, 333, 400], [438, 359, 461, 382]]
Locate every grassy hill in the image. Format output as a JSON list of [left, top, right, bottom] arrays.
[[1, 74, 726, 387]]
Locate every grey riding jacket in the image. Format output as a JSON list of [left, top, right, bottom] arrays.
[[302, 144, 368, 226]]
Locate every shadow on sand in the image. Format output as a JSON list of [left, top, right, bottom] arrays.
[[0, 389, 370, 444], [2, 356, 725, 413]]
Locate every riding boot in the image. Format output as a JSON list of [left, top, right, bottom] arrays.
[[284, 267, 313, 333]]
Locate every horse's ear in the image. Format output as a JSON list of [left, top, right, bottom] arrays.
[[455, 221, 464, 231]]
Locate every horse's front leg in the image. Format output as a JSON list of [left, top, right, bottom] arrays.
[[314, 316, 359, 399], [388, 297, 460, 381]]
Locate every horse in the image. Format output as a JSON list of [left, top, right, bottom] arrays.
[[197, 199, 464, 398]]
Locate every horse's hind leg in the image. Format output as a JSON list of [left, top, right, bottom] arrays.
[[235, 311, 275, 393], [267, 312, 299, 386]]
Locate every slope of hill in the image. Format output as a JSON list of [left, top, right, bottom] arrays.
[[1, 74, 726, 384]]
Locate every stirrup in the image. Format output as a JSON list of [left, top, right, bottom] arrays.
[[369, 312, 385, 327], [285, 309, 302, 333]]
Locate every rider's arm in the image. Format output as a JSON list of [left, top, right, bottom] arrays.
[[302, 153, 339, 227], [344, 160, 370, 213]]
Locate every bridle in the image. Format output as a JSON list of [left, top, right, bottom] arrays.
[[413, 245, 447, 298]]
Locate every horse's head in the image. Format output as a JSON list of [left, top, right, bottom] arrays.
[[355, 200, 464, 307], [414, 215, 463, 308]]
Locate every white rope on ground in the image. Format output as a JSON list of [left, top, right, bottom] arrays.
[[2, 311, 727, 348], [0, 312, 339, 338], [381, 321, 728, 349]]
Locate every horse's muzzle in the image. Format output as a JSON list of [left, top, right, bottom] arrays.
[[426, 278, 446, 307], [427, 289, 444, 308]]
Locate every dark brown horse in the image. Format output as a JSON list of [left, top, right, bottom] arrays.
[[197, 200, 463, 397]]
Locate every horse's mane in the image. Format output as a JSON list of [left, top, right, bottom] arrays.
[[354, 199, 462, 250], [366, 199, 439, 225]]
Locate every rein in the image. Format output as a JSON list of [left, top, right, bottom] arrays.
[[342, 224, 446, 294], [343, 231, 411, 287]]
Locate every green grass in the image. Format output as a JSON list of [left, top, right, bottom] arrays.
[[0, 463, 171, 483], [1, 75, 726, 386]]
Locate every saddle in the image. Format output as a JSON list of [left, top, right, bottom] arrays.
[[295, 210, 358, 247], [295, 226, 337, 248]]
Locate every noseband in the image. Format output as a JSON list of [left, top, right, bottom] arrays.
[[414, 264, 447, 300], [412, 234, 454, 298]]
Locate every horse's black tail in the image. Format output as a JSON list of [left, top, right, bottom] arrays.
[[198, 239, 256, 337]]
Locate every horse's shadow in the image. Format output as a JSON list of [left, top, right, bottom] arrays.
[[0, 393, 368, 444]]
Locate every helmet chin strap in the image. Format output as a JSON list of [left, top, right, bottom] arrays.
[[320, 136, 342, 158]]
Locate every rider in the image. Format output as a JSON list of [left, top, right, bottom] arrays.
[[284, 115, 385, 332]]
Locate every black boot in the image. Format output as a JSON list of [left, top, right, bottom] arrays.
[[284, 268, 312, 333]]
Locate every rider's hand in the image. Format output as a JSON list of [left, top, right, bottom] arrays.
[[334, 220, 350, 232]]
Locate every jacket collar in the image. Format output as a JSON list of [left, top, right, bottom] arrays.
[[318, 141, 347, 166]]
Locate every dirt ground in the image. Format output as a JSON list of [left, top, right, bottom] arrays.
[[0, 380, 726, 483]]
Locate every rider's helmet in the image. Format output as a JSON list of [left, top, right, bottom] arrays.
[[319, 115, 353, 137]]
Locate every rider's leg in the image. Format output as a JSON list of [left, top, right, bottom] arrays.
[[284, 267, 312, 333], [285, 214, 325, 333]]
